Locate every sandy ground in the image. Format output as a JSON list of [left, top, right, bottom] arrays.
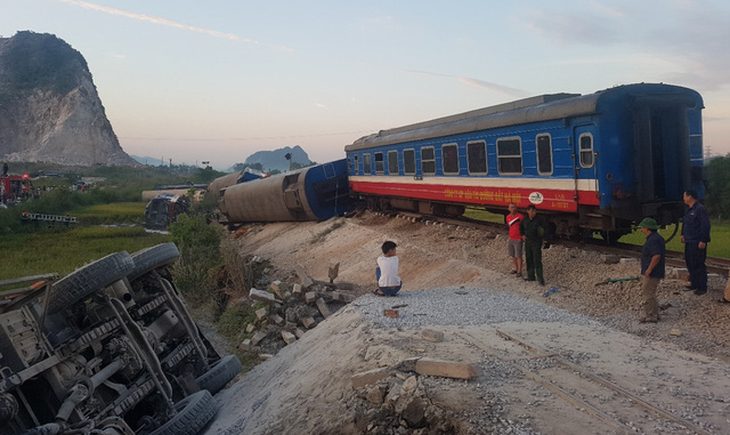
[[202, 213, 730, 435]]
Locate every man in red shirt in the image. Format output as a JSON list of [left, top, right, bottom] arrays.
[[505, 202, 524, 277]]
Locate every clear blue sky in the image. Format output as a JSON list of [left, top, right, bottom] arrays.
[[2, 0, 729, 169]]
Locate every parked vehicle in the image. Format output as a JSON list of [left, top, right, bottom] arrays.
[[0, 243, 241, 435]]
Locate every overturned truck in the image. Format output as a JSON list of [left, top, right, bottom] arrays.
[[0, 243, 241, 435]]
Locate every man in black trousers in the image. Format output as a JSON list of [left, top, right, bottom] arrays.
[[681, 190, 711, 295]]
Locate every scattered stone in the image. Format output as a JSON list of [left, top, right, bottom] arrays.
[[670, 329, 682, 337], [282, 331, 297, 344], [619, 258, 639, 265], [255, 307, 268, 321], [250, 288, 281, 305], [414, 358, 481, 379], [365, 385, 387, 405], [294, 264, 314, 288], [245, 323, 255, 333], [295, 328, 306, 339], [251, 331, 267, 346], [301, 316, 317, 329], [259, 353, 273, 360], [305, 291, 317, 304], [239, 339, 251, 351], [401, 375, 418, 394], [384, 309, 399, 318], [351, 367, 393, 388], [292, 283, 302, 294], [269, 314, 284, 324], [402, 398, 428, 428], [316, 298, 332, 318], [328, 260, 340, 283], [270, 280, 284, 299], [421, 329, 444, 342], [601, 254, 621, 264]]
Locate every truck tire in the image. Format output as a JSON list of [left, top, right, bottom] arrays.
[[47, 251, 134, 314], [149, 390, 217, 435], [128, 243, 180, 281], [195, 355, 242, 395]]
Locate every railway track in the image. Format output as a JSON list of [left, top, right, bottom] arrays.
[[456, 329, 715, 435], [374, 209, 730, 277]]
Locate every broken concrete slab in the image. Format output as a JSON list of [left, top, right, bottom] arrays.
[[301, 316, 317, 329], [255, 307, 268, 321], [270, 280, 284, 299], [292, 283, 302, 294], [316, 298, 332, 318], [351, 367, 393, 389], [250, 287, 281, 305], [251, 331, 267, 346], [282, 331, 297, 344], [239, 339, 251, 351], [305, 291, 317, 304], [294, 264, 314, 288], [421, 329, 444, 343], [414, 357, 481, 379]]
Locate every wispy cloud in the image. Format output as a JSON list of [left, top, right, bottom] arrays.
[[314, 103, 328, 109], [405, 70, 530, 98], [54, 0, 241, 41]]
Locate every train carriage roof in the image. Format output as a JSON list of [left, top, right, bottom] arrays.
[[345, 83, 701, 152]]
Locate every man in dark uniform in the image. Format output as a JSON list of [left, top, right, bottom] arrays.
[[681, 190, 711, 295], [638, 218, 665, 323], [519, 204, 546, 286]]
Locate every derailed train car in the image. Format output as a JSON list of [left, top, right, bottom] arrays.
[[218, 159, 351, 222]]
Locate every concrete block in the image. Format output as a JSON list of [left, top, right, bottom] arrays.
[[328, 260, 340, 283], [292, 283, 302, 294], [294, 264, 314, 288], [251, 331, 267, 346], [619, 258, 639, 265], [301, 316, 317, 329], [239, 339, 251, 351], [245, 323, 255, 333], [269, 314, 284, 324], [270, 280, 284, 299], [305, 291, 317, 304], [422, 329, 444, 343], [316, 298, 332, 318], [295, 328, 306, 339], [351, 367, 393, 389], [255, 307, 268, 321], [414, 358, 481, 379], [250, 288, 280, 304], [282, 331, 297, 344], [601, 254, 621, 264]]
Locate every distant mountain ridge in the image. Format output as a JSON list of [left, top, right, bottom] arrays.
[[0, 31, 137, 166], [244, 145, 312, 172]]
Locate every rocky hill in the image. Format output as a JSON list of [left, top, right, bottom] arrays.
[[244, 145, 313, 172], [0, 31, 137, 166]]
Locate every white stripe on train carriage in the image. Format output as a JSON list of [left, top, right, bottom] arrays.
[[349, 176, 598, 191]]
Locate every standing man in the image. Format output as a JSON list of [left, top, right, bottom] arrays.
[[505, 203, 524, 276], [638, 218, 665, 323], [681, 190, 711, 295], [520, 205, 546, 286]]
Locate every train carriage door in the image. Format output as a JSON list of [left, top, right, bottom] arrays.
[[573, 127, 598, 203]]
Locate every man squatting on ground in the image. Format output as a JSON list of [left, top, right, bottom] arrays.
[[505, 202, 524, 277], [519, 205, 546, 286], [681, 189, 711, 296], [374, 241, 402, 296], [638, 218, 665, 323]]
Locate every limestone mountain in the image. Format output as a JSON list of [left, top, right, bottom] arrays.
[[0, 31, 137, 166], [243, 145, 313, 172]]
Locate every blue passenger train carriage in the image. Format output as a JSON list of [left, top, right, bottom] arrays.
[[345, 83, 704, 239]]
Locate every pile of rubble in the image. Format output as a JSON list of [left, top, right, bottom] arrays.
[[238, 258, 359, 357]]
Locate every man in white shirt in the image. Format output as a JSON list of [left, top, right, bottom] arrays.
[[374, 241, 402, 296]]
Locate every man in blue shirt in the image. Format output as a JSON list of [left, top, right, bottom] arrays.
[[680, 190, 711, 295], [638, 218, 665, 323]]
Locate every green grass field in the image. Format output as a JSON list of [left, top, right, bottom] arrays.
[[0, 227, 169, 279], [68, 202, 147, 225], [464, 207, 730, 258]]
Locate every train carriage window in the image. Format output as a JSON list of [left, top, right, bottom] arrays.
[[579, 134, 594, 168], [536, 134, 553, 175], [421, 147, 436, 175], [467, 141, 487, 175], [354, 155, 359, 174], [363, 153, 372, 174], [403, 149, 416, 175], [442, 144, 459, 175], [497, 137, 523, 175], [374, 152, 384, 174], [388, 151, 399, 175]]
